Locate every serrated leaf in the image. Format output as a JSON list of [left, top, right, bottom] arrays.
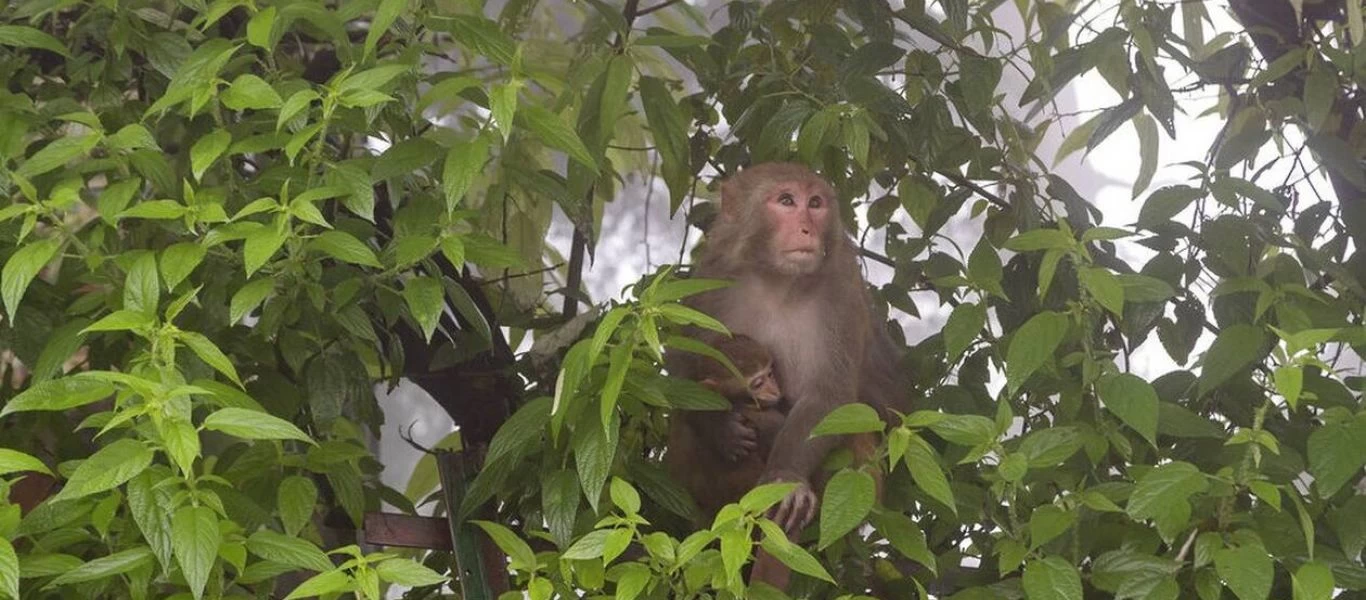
[[1308, 418, 1366, 498], [1097, 373, 1159, 447], [442, 136, 490, 211], [944, 302, 987, 362], [818, 470, 876, 549], [375, 558, 448, 587], [904, 434, 956, 514], [0, 25, 71, 57], [365, 0, 408, 57], [2, 237, 62, 321], [1004, 228, 1073, 252], [1197, 324, 1266, 397], [246, 530, 332, 572], [46, 546, 154, 587], [521, 104, 597, 172], [1022, 556, 1082, 600], [1080, 267, 1124, 316], [15, 134, 97, 180], [180, 331, 241, 386], [221, 74, 283, 110], [811, 403, 885, 436], [54, 438, 154, 501], [0, 448, 50, 476], [282, 570, 350, 600], [402, 276, 444, 342], [309, 231, 381, 267], [1215, 545, 1273, 600], [1126, 461, 1209, 542], [0, 372, 114, 417], [171, 505, 219, 600], [756, 520, 834, 582], [1005, 311, 1069, 393], [160, 243, 206, 290], [190, 129, 231, 182], [278, 476, 318, 536], [202, 408, 314, 444], [229, 278, 274, 324], [0, 538, 18, 599], [243, 220, 288, 276]]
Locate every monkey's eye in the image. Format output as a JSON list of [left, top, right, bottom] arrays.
[[749, 377, 764, 390], [777, 192, 795, 206], [808, 195, 823, 209]]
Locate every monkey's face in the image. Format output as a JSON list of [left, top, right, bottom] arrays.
[[761, 177, 834, 276], [747, 366, 781, 408]]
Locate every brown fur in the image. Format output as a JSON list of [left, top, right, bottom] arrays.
[[668, 163, 903, 590], [666, 335, 786, 520]]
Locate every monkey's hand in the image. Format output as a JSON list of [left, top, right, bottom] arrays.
[[718, 411, 759, 462], [763, 473, 817, 534]]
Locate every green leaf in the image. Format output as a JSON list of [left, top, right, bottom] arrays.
[[172, 505, 219, 600], [1126, 461, 1209, 542], [403, 276, 444, 342], [55, 438, 154, 502], [221, 74, 283, 110], [818, 470, 876, 549], [638, 76, 690, 211], [106, 124, 160, 151], [374, 558, 448, 587], [339, 65, 411, 94], [573, 412, 616, 513], [1004, 228, 1073, 252], [739, 482, 798, 515], [245, 530, 333, 572], [365, 0, 408, 56], [15, 134, 98, 180], [521, 104, 597, 172], [190, 129, 232, 181], [1131, 113, 1159, 197], [474, 522, 537, 569], [243, 220, 288, 276], [2, 237, 62, 321], [441, 15, 516, 65], [283, 570, 350, 600], [610, 477, 642, 515], [0, 448, 50, 476], [119, 200, 189, 221], [278, 475, 318, 536], [929, 414, 998, 447], [0, 538, 18, 600], [1197, 324, 1266, 397], [441, 136, 490, 211], [229, 278, 274, 324], [309, 231, 381, 267], [202, 408, 315, 444], [1080, 267, 1124, 316], [598, 55, 633, 142], [1097, 373, 1159, 447], [489, 82, 519, 140], [904, 434, 956, 514], [869, 510, 936, 574], [1029, 505, 1076, 549], [1005, 311, 1069, 393], [0, 25, 72, 57], [1308, 418, 1366, 498], [1293, 561, 1334, 600], [1017, 426, 1082, 468], [562, 529, 611, 560], [1022, 556, 1082, 600], [943, 302, 987, 362], [160, 243, 207, 290], [756, 520, 834, 583], [46, 546, 154, 587], [123, 252, 160, 316], [1304, 67, 1335, 131], [1274, 365, 1304, 409], [811, 403, 885, 436], [276, 90, 319, 131], [0, 372, 114, 417], [180, 331, 242, 386], [1215, 545, 1273, 600], [1138, 185, 1203, 228]]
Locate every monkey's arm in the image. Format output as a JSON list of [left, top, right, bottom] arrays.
[[758, 375, 858, 532]]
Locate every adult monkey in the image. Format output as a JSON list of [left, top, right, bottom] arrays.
[[674, 162, 904, 534]]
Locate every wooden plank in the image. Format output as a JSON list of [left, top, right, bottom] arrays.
[[362, 512, 452, 551]]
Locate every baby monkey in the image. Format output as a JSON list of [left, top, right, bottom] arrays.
[[666, 334, 787, 520]]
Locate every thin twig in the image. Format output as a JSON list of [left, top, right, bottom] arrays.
[[638, 0, 684, 17]]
